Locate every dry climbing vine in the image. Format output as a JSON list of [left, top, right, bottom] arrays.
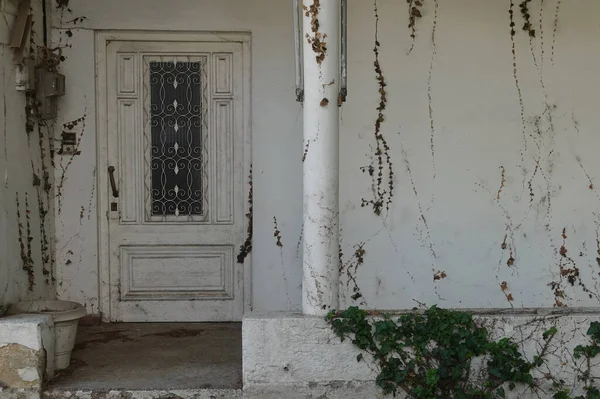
[[407, 0, 424, 52], [339, 243, 367, 305], [304, 0, 327, 64], [16, 193, 35, 291], [361, 0, 394, 217], [519, 0, 536, 37], [548, 228, 599, 308], [237, 166, 253, 263]]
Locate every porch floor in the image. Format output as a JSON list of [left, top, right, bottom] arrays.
[[46, 322, 242, 391]]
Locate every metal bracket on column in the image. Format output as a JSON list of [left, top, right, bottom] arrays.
[[293, 0, 304, 102], [339, 0, 348, 105]]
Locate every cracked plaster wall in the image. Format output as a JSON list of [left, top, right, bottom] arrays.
[[0, 0, 55, 310], [52, 0, 600, 314]]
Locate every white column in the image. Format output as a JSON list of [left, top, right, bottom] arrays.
[[302, 0, 340, 316]]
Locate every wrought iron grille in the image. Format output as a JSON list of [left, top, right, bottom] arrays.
[[146, 59, 205, 217]]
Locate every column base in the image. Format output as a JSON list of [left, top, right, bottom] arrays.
[[242, 311, 377, 399]]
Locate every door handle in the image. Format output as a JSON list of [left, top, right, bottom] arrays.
[[108, 166, 119, 198]]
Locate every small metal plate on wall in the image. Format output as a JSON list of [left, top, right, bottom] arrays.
[[59, 131, 79, 155]]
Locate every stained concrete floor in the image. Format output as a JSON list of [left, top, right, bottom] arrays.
[[47, 322, 242, 391]]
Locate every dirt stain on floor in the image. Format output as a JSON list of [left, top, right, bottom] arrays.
[[47, 322, 242, 391]]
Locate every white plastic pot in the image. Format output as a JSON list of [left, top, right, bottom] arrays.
[[9, 300, 87, 370]]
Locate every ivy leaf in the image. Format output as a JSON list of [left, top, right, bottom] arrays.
[[587, 321, 600, 340], [496, 387, 506, 398], [552, 391, 571, 399], [543, 326, 558, 340], [357, 353, 363, 363], [586, 387, 600, 399]]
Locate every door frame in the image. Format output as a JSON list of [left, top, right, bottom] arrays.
[[95, 30, 252, 322]]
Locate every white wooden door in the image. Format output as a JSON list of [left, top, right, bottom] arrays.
[[104, 39, 246, 322]]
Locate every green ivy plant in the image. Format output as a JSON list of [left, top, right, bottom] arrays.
[[553, 322, 600, 399], [326, 306, 557, 399]]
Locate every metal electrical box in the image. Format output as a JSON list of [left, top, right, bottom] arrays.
[[35, 68, 66, 120]]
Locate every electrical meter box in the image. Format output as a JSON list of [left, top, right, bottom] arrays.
[[35, 68, 66, 120]]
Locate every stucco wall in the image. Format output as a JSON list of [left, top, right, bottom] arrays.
[[52, 0, 600, 313], [339, 0, 600, 310], [0, 0, 55, 309]]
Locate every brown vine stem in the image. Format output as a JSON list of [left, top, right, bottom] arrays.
[[428, 0, 439, 179], [509, 0, 528, 188], [373, 0, 385, 205], [538, 0, 545, 75], [551, 0, 561, 65], [361, 0, 393, 216], [527, 0, 553, 143]]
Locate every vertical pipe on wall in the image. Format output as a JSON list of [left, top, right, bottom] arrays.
[[339, 0, 347, 104], [293, 0, 304, 102], [42, 0, 48, 46], [302, 0, 340, 316]]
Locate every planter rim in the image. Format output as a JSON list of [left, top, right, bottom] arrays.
[[9, 300, 87, 323]]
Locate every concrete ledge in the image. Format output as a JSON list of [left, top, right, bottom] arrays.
[[243, 381, 391, 399], [0, 314, 55, 392], [243, 311, 600, 398], [42, 389, 242, 398]]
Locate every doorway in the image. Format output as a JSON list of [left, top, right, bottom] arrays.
[[96, 32, 251, 322]]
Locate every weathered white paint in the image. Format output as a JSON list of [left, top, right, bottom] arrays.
[[0, 314, 55, 378], [51, 0, 600, 313], [243, 310, 600, 398], [0, 0, 55, 309], [97, 34, 250, 322], [302, 0, 340, 316], [0, 314, 53, 352]]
